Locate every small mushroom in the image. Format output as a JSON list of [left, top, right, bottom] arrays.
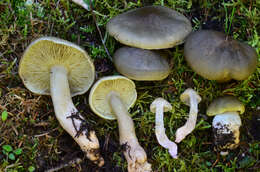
[[207, 96, 245, 155], [184, 30, 258, 82], [107, 6, 192, 49], [150, 98, 178, 159], [175, 88, 201, 143], [114, 46, 170, 81], [19, 37, 104, 166], [89, 76, 151, 172]]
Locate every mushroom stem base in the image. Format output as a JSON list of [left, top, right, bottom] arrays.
[[50, 65, 104, 166]]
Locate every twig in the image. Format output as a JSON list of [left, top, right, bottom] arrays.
[[89, 2, 113, 61], [44, 158, 82, 172]]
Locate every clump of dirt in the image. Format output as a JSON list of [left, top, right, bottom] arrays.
[[213, 123, 235, 151]]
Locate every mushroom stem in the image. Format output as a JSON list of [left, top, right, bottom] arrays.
[[50, 66, 104, 167], [150, 98, 178, 159], [175, 91, 200, 143], [108, 91, 152, 172]]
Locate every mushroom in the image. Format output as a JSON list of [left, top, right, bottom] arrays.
[[89, 76, 152, 172], [175, 88, 201, 143], [184, 30, 258, 82], [71, 0, 90, 10], [107, 6, 192, 49], [150, 98, 178, 159], [18, 37, 104, 166], [207, 96, 245, 155], [114, 46, 170, 81]]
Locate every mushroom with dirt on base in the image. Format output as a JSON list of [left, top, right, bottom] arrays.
[[150, 98, 178, 159], [175, 88, 201, 143], [19, 37, 104, 166], [89, 76, 152, 172], [207, 96, 245, 156]]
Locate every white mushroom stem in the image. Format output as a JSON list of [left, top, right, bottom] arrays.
[[212, 111, 242, 156], [175, 89, 201, 143], [50, 66, 104, 167], [108, 91, 152, 172], [150, 98, 178, 159]]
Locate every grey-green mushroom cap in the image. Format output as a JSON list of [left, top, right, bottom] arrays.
[[107, 6, 192, 49], [207, 96, 245, 116], [113, 47, 170, 81], [184, 30, 258, 82], [19, 37, 95, 97]]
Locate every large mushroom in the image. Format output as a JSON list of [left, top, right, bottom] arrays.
[[207, 96, 245, 155], [184, 30, 258, 82], [114, 47, 170, 81], [175, 88, 201, 143], [89, 76, 151, 172], [107, 6, 192, 49], [19, 37, 104, 166]]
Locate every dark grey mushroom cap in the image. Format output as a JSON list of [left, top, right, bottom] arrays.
[[184, 30, 258, 82], [114, 47, 170, 81], [107, 6, 192, 49]]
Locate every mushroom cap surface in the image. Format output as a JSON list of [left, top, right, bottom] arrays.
[[184, 30, 258, 82], [114, 47, 170, 81], [19, 37, 95, 97], [150, 97, 172, 113], [107, 6, 192, 49], [207, 96, 245, 116], [180, 88, 201, 106], [89, 76, 137, 120]]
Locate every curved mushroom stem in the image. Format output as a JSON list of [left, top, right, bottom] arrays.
[[175, 89, 201, 143], [108, 91, 152, 172], [50, 66, 104, 167], [212, 111, 241, 156], [150, 98, 178, 159]]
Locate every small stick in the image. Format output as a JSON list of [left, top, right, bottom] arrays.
[[44, 158, 82, 172]]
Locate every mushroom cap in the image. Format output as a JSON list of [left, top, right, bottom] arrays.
[[207, 96, 245, 116], [89, 76, 137, 120], [180, 88, 201, 106], [19, 37, 95, 97], [114, 47, 170, 81], [150, 97, 172, 113], [184, 30, 258, 82], [107, 6, 192, 49]]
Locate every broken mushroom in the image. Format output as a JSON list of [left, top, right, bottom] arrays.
[[89, 76, 151, 172], [175, 88, 201, 143], [184, 30, 258, 82], [150, 98, 178, 159], [114, 47, 170, 81], [19, 37, 104, 166], [107, 6, 192, 49], [207, 96, 245, 155]]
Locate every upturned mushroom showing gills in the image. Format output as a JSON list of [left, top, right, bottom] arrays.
[[107, 6, 192, 49], [184, 30, 258, 82], [114, 47, 170, 81], [18, 37, 104, 166], [89, 76, 152, 172], [207, 96, 245, 156], [150, 98, 178, 159], [175, 88, 201, 143]]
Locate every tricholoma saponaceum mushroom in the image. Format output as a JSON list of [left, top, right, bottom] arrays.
[[19, 37, 104, 166], [89, 76, 151, 172], [207, 96, 245, 156], [114, 47, 170, 81], [175, 88, 201, 143], [150, 98, 178, 159], [107, 5, 192, 49], [184, 30, 258, 82]]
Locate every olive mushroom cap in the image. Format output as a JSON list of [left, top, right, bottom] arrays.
[[114, 47, 170, 81], [207, 96, 245, 116], [89, 76, 137, 120], [107, 6, 192, 49], [184, 30, 258, 82], [19, 37, 95, 96]]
